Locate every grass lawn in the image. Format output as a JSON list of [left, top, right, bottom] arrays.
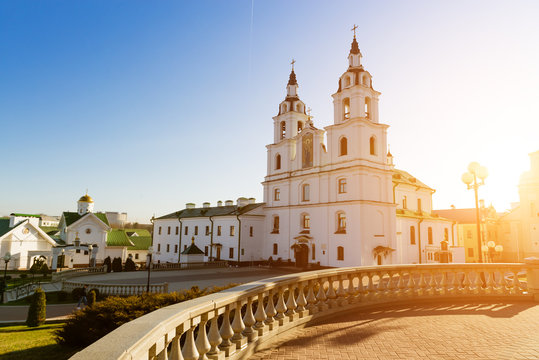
[[0, 323, 77, 360]]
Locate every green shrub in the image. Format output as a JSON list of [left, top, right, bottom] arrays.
[[5, 275, 11, 281], [103, 256, 112, 273], [71, 288, 85, 302], [20, 273, 28, 279], [56, 284, 237, 348], [89, 288, 100, 300], [41, 264, 50, 276], [26, 288, 46, 327], [124, 257, 136, 272], [111, 257, 122, 272], [57, 291, 69, 302], [88, 290, 96, 307]]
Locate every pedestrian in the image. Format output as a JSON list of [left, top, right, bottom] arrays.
[[77, 284, 88, 309]]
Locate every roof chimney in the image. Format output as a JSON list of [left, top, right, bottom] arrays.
[[225, 200, 233, 206], [217, 201, 223, 207], [186, 203, 195, 209], [203, 202, 210, 208], [248, 197, 256, 204], [237, 197, 249, 207]]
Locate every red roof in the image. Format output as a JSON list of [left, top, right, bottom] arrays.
[[432, 209, 477, 223]]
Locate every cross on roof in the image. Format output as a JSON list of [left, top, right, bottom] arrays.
[[351, 24, 358, 38], [291, 58, 296, 70], [307, 107, 311, 116]]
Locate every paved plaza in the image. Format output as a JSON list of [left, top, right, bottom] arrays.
[[249, 301, 539, 360]]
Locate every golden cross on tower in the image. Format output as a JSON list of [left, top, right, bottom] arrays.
[[307, 107, 311, 117], [291, 58, 296, 70], [351, 24, 358, 38]]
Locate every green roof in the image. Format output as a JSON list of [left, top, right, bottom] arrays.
[[124, 228, 151, 237], [181, 242, 205, 255], [157, 203, 264, 220], [10, 213, 41, 218], [0, 219, 11, 237], [63, 212, 110, 227], [106, 229, 134, 247], [127, 236, 152, 250], [40, 226, 58, 235]]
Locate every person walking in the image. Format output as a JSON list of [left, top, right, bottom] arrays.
[[76, 284, 88, 309]]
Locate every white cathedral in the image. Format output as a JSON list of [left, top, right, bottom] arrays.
[[152, 33, 463, 267]]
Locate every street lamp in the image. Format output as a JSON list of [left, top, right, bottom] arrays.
[[483, 241, 503, 263], [1, 252, 12, 303], [88, 245, 93, 267], [146, 246, 154, 293], [462, 162, 488, 263]]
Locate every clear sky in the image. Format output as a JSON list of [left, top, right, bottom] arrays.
[[1, 0, 539, 223]]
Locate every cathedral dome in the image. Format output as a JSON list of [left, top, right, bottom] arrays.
[[78, 194, 94, 203]]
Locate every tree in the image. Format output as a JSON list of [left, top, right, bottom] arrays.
[[111, 257, 123, 272], [103, 256, 112, 273], [26, 288, 46, 327], [29, 256, 47, 278], [88, 290, 96, 307], [124, 257, 136, 272]]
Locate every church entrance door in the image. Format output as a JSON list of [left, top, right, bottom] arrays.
[[293, 244, 309, 268]]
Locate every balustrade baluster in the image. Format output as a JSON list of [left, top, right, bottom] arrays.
[[386, 272, 396, 297], [182, 325, 199, 360], [512, 270, 522, 294], [336, 277, 347, 306], [218, 305, 235, 357], [264, 290, 277, 330], [275, 287, 287, 325], [242, 297, 257, 342], [254, 292, 267, 335], [487, 271, 497, 294], [357, 274, 366, 301], [417, 271, 428, 297], [195, 317, 211, 360], [169, 333, 184, 360], [157, 334, 169, 360], [405, 271, 415, 297], [347, 274, 357, 304], [231, 301, 247, 349], [285, 285, 298, 320], [367, 273, 377, 300], [502, 269, 511, 294], [440, 271, 449, 296], [306, 280, 318, 314], [462, 271, 472, 295], [451, 271, 461, 295], [295, 283, 307, 317], [316, 279, 328, 311], [326, 278, 337, 307], [427, 271, 437, 296], [207, 311, 223, 360]]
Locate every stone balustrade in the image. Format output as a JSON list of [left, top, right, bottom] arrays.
[[62, 280, 168, 296], [70, 262, 539, 360], [52, 266, 106, 281], [151, 261, 229, 271]]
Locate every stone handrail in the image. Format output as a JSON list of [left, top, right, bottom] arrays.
[[52, 266, 106, 281], [62, 280, 168, 296], [71, 262, 539, 360], [3, 282, 40, 303], [151, 261, 228, 271]]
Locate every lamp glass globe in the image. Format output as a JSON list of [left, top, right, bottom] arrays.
[[495, 245, 503, 252], [477, 166, 488, 180], [481, 245, 489, 252], [468, 162, 481, 174], [487, 240, 496, 248], [461, 172, 473, 185]]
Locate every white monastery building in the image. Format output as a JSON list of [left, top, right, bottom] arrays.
[[152, 32, 462, 267]]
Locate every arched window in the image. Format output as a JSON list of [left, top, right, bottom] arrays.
[[338, 178, 347, 194], [336, 212, 346, 233], [410, 226, 416, 245], [301, 214, 310, 229], [274, 188, 280, 201], [273, 243, 278, 255], [282, 104, 288, 113], [337, 246, 344, 261], [365, 97, 371, 119], [344, 76, 350, 87], [275, 154, 281, 170], [272, 216, 279, 233], [298, 121, 303, 132], [428, 227, 433, 245], [296, 104, 301, 112], [369, 136, 376, 155], [301, 184, 310, 201], [280, 121, 286, 139], [363, 75, 369, 86], [343, 98, 350, 120], [339, 137, 348, 156]]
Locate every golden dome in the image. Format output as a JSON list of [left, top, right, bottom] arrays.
[[78, 194, 94, 203]]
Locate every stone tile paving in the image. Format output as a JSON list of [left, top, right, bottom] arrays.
[[249, 301, 539, 360]]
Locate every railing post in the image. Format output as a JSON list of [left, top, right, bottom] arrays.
[[207, 310, 223, 360], [218, 305, 235, 357], [306, 280, 318, 314], [285, 284, 297, 320], [264, 290, 276, 330], [195, 315, 211, 360], [242, 297, 257, 342], [231, 301, 247, 349], [326, 277, 337, 308], [525, 258, 539, 301], [182, 323, 199, 360], [295, 282, 307, 317], [316, 278, 328, 312], [254, 292, 267, 336], [275, 287, 287, 325]]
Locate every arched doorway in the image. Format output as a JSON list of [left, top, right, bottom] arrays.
[[292, 243, 309, 268]]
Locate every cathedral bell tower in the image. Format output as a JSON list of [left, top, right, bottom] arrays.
[[332, 27, 380, 125], [272, 60, 310, 143]]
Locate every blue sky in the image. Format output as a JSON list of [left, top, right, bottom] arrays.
[[1, 1, 539, 222]]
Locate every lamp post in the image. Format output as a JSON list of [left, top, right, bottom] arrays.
[[462, 162, 488, 263], [146, 246, 154, 293], [1, 252, 12, 303], [88, 245, 93, 268], [483, 241, 503, 263], [60, 248, 65, 269]]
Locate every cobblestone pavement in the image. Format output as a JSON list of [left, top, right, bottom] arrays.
[[249, 301, 539, 360]]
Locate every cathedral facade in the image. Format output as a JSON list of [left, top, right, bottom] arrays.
[[152, 33, 459, 267]]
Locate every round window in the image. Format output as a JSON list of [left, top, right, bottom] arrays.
[[86, 228, 92, 234], [23, 228, 29, 234]]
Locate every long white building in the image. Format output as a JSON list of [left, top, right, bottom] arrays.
[[152, 33, 461, 267]]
